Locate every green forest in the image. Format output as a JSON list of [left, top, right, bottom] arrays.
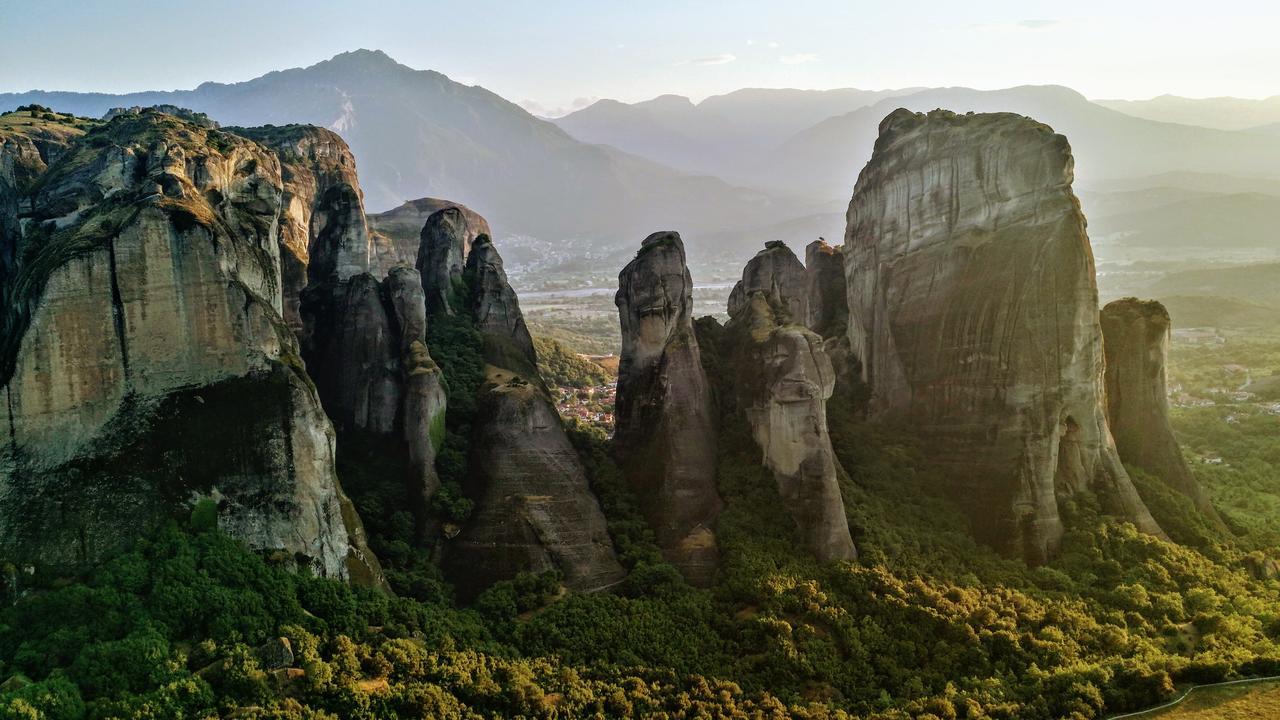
[[4, 327, 1280, 720]]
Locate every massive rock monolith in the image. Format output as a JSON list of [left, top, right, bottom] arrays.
[[1101, 298, 1220, 522], [0, 111, 381, 584], [440, 230, 623, 595], [726, 244, 856, 561], [615, 231, 721, 584], [844, 109, 1163, 564]]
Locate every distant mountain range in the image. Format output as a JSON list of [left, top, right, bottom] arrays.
[[6, 50, 1280, 262], [1095, 94, 1280, 131], [0, 50, 799, 244]]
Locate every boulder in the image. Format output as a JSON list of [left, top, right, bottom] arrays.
[[844, 109, 1163, 564], [1102, 298, 1221, 522], [614, 231, 721, 584]]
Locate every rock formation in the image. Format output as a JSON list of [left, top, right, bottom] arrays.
[[614, 231, 721, 584], [727, 245, 856, 562], [0, 111, 382, 584], [844, 109, 1163, 564], [727, 240, 808, 323], [415, 207, 478, 316], [230, 125, 369, 334], [444, 232, 623, 595], [463, 234, 538, 373], [804, 239, 847, 339], [367, 197, 490, 275], [1101, 298, 1220, 521]]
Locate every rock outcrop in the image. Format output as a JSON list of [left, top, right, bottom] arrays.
[[415, 207, 478, 316], [1101, 298, 1220, 521], [463, 235, 538, 373], [0, 111, 381, 583], [727, 245, 856, 561], [804, 239, 847, 339], [844, 109, 1163, 564], [231, 125, 369, 334], [444, 230, 622, 595], [367, 197, 490, 275], [727, 240, 808, 323], [614, 231, 721, 584]]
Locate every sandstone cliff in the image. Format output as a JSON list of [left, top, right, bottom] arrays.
[[804, 239, 847, 339], [844, 109, 1163, 563], [231, 125, 369, 333], [1101, 298, 1221, 522], [443, 229, 623, 594], [0, 110, 381, 583], [614, 231, 721, 584], [726, 244, 856, 562]]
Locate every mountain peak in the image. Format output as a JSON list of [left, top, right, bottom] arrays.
[[314, 49, 408, 73]]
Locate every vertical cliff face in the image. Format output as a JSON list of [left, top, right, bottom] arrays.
[[844, 109, 1162, 564], [614, 231, 721, 584], [367, 197, 490, 275], [1101, 298, 1221, 522], [0, 111, 381, 583], [804, 239, 847, 339], [443, 229, 622, 595], [416, 207, 475, 316], [727, 245, 856, 562], [230, 125, 369, 334], [463, 235, 538, 374]]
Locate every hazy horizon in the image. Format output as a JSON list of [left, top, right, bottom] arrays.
[[5, 0, 1280, 114]]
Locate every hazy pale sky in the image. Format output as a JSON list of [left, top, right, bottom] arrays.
[[3, 0, 1278, 111]]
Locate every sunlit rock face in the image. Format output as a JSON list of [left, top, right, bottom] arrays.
[[614, 231, 721, 585], [1101, 298, 1221, 522], [231, 125, 368, 334], [0, 112, 381, 584], [844, 108, 1163, 564], [445, 232, 623, 596], [731, 289, 857, 562]]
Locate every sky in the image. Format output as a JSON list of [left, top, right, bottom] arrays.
[[3, 0, 1279, 114]]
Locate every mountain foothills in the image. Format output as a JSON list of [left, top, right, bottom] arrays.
[[0, 95, 1279, 719]]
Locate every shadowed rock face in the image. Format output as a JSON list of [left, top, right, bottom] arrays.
[[368, 197, 490, 275], [844, 108, 1163, 564], [731, 291, 857, 562], [0, 112, 381, 584], [615, 231, 721, 584], [449, 371, 624, 597], [728, 240, 808, 323], [804, 239, 847, 339], [463, 234, 537, 374], [417, 207, 474, 316], [230, 125, 368, 334], [1102, 298, 1221, 522], [446, 233, 622, 595]]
